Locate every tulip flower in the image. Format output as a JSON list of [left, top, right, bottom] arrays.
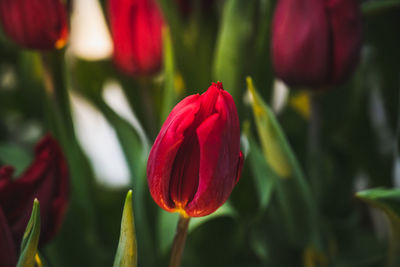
[[0, 0, 69, 50], [0, 134, 69, 247], [109, 0, 165, 76], [147, 82, 244, 217], [271, 0, 362, 88]]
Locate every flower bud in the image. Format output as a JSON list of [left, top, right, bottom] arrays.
[[109, 0, 165, 76], [0, 0, 69, 50], [271, 0, 362, 88], [0, 134, 69, 246], [147, 82, 244, 217]]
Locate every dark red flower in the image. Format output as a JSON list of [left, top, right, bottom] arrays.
[[0, 134, 69, 247], [147, 82, 244, 217], [271, 0, 362, 88], [0, 207, 17, 267], [109, 0, 165, 76], [0, 0, 69, 50]]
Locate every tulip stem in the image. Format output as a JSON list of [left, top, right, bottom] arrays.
[[169, 215, 191, 267]]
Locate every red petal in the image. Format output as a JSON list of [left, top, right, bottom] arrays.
[[0, 0, 68, 50], [147, 95, 201, 211], [0, 207, 17, 267], [272, 0, 330, 87], [326, 0, 362, 84], [186, 91, 241, 217], [109, 0, 164, 75]]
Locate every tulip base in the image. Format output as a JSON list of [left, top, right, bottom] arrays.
[[169, 215, 191, 267]]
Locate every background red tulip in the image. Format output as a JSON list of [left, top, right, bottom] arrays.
[[147, 82, 244, 217], [109, 0, 165, 76], [0, 0, 69, 50], [0, 134, 69, 246], [271, 0, 362, 88]]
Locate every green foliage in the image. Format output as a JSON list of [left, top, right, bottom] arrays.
[[357, 188, 400, 267]]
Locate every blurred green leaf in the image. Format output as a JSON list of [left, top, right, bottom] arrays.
[[213, 0, 257, 102], [189, 202, 237, 232], [160, 26, 177, 124], [362, 0, 400, 16], [17, 199, 40, 267], [247, 77, 322, 249], [113, 190, 137, 267], [247, 134, 277, 210], [158, 203, 236, 255], [357, 188, 400, 267], [0, 143, 32, 175]]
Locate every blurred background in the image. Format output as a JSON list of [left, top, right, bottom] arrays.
[[0, 0, 400, 266]]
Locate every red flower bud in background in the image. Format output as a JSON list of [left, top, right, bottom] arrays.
[[147, 82, 244, 217], [0, 134, 69, 248], [0, 0, 69, 50], [271, 0, 362, 88], [109, 0, 165, 76]]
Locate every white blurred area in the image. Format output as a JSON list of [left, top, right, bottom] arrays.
[[271, 79, 289, 114], [70, 90, 130, 187], [68, 0, 141, 187], [69, 0, 113, 60]]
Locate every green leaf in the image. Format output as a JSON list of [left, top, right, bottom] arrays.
[[160, 26, 177, 124], [157, 203, 236, 255], [17, 199, 40, 267], [0, 143, 32, 176], [113, 190, 137, 267], [362, 0, 400, 16], [357, 188, 400, 267], [213, 0, 257, 101], [247, 134, 277, 210], [246, 77, 322, 249]]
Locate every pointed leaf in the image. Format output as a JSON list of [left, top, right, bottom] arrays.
[[247, 77, 322, 249], [17, 199, 41, 267], [113, 190, 137, 267], [357, 188, 400, 267]]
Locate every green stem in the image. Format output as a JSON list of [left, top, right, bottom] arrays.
[[169, 215, 191, 267]]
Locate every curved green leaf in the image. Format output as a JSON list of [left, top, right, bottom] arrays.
[[247, 77, 322, 249], [357, 188, 400, 267]]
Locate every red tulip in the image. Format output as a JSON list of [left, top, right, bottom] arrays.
[[0, 0, 69, 50], [147, 82, 244, 217], [0, 134, 69, 247], [271, 0, 362, 88], [0, 207, 16, 267], [109, 0, 165, 76]]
